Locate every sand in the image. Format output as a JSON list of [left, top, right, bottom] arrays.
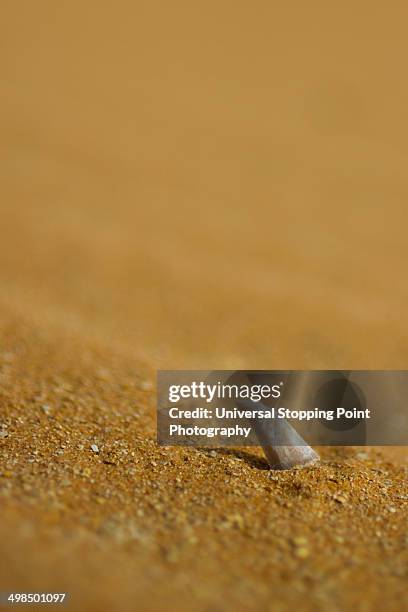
[[0, 345, 407, 611], [1, 2, 408, 610]]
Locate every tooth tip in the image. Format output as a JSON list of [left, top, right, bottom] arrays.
[[263, 445, 320, 470]]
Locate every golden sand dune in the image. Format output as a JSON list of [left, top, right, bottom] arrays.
[[1, 2, 407, 610]]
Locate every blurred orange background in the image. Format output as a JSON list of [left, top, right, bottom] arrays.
[[2, 1, 408, 370]]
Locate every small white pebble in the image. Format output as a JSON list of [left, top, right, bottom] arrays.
[[91, 444, 99, 453], [140, 380, 152, 391], [356, 452, 368, 460], [0, 431, 8, 439]]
